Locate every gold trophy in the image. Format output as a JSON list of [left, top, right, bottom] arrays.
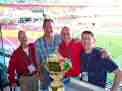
[[46, 53, 64, 91]]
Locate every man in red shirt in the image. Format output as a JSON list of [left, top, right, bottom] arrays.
[[58, 27, 110, 78], [8, 31, 38, 91], [58, 26, 84, 77]]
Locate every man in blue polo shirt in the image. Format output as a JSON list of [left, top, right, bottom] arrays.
[[35, 18, 61, 91], [80, 31, 122, 91]]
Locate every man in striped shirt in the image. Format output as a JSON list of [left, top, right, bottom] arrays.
[[35, 18, 61, 91]]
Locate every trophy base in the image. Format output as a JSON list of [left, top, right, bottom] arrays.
[[49, 81, 64, 91], [49, 86, 64, 91]]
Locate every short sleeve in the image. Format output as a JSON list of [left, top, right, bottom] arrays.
[[35, 39, 43, 63], [54, 34, 62, 47], [103, 58, 118, 73]]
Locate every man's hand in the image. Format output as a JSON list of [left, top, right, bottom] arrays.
[[57, 53, 65, 61], [60, 58, 72, 73], [11, 83, 17, 87], [100, 48, 112, 59], [60, 61, 65, 71], [111, 69, 122, 91], [35, 71, 40, 80], [39, 75, 45, 81], [36, 70, 45, 81], [36, 63, 45, 81]]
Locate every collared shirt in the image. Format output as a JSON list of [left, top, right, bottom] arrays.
[[58, 39, 84, 77], [23, 47, 29, 56], [80, 48, 118, 88], [35, 34, 61, 89], [35, 34, 61, 63], [8, 43, 37, 84]]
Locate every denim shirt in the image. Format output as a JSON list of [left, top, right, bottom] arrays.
[[35, 34, 61, 89]]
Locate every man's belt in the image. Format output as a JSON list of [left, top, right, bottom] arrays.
[[19, 71, 37, 76]]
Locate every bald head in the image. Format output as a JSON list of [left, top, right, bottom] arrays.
[[61, 26, 71, 42], [18, 31, 27, 45], [61, 26, 70, 34]]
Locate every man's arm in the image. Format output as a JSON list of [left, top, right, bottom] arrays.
[[111, 69, 122, 91], [102, 54, 122, 91], [35, 49, 44, 80], [8, 53, 17, 87], [100, 48, 112, 59], [35, 40, 46, 80]]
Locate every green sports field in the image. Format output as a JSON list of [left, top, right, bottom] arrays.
[[96, 34, 122, 85]]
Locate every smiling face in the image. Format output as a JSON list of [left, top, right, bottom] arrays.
[[61, 26, 71, 42], [43, 19, 54, 38], [81, 31, 96, 51], [18, 31, 27, 45]]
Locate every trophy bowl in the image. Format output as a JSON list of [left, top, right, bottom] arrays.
[[47, 54, 64, 91]]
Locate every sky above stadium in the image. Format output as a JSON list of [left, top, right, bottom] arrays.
[[0, 0, 121, 6]]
